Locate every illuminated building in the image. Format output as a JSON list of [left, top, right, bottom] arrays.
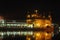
[[26, 10, 54, 40], [0, 10, 54, 40]]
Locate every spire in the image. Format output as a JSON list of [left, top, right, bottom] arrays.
[[43, 12, 45, 18], [26, 11, 31, 18], [48, 11, 51, 18], [48, 11, 52, 21]]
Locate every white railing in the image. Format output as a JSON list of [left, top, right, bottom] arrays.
[[0, 23, 33, 28]]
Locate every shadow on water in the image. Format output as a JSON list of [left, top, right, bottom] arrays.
[[2, 35, 26, 40], [52, 32, 60, 40]]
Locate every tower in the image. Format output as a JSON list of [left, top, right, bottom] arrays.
[[0, 16, 5, 27], [26, 11, 32, 24]]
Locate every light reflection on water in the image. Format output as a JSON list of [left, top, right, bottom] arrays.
[[0, 31, 53, 40]]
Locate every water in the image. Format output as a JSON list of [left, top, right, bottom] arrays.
[[2, 35, 26, 40]]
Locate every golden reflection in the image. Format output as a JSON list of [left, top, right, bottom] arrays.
[[32, 32, 52, 40], [26, 36, 31, 40]]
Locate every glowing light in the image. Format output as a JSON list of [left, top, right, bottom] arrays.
[[27, 15, 30, 18], [45, 24, 49, 27], [36, 23, 40, 27], [34, 10, 38, 13], [45, 33, 48, 36], [59, 30, 60, 32], [32, 14, 38, 18], [35, 33, 41, 37], [36, 33, 40, 37]]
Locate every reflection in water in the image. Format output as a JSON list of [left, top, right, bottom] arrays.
[[3, 35, 26, 40], [0, 31, 53, 40]]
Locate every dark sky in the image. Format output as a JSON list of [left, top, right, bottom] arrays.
[[0, 0, 60, 24]]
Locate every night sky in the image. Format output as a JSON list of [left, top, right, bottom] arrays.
[[0, 0, 60, 24]]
